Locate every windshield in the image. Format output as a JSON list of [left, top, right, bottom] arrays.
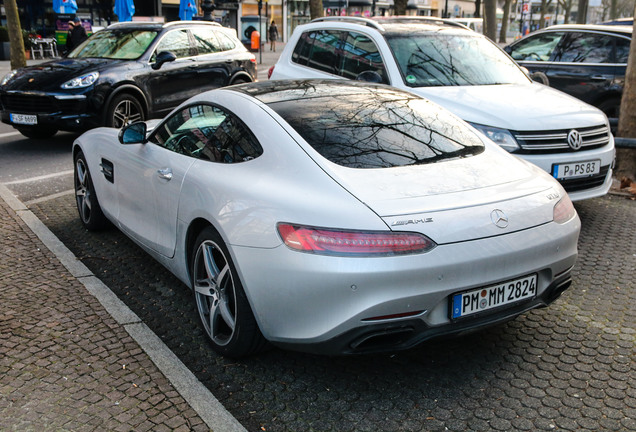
[[264, 83, 485, 169], [68, 29, 159, 60], [385, 31, 530, 87]]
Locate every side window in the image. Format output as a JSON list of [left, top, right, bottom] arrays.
[[153, 29, 193, 59], [339, 32, 388, 83], [614, 36, 630, 64], [557, 32, 614, 63], [149, 104, 263, 163], [509, 32, 564, 61], [215, 31, 237, 51], [191, 27, 221, 55], [291, 30, 341, 75]]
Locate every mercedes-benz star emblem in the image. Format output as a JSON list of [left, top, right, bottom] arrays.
[[490, 209, 509, 229], [567, 129, 583, 150]]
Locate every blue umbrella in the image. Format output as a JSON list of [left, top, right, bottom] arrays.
[[114, 0, 135, 22], [179, 0, 198, 21], [53, 0, 78, 13]]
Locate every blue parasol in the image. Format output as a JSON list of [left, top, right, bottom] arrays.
[[114, 0, 135, 22], [53, 0, 78, 13], [179, 0, 198, 21]]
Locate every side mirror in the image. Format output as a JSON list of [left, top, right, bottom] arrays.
[[118, 121, 147, 144], [356, 70, 385, 84], [152, 51, 177, 70]]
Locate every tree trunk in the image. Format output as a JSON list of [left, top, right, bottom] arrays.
[[483, 0, 497, 42], [5, 0, 26, 70], [499, 0, 512, 43], [394, 0, 408, 16], [576, 0, 587, 23], [309, 0, 324, 20], [616, 2, 636, 181]]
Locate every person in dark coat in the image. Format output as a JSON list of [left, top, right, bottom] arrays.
[[268, 20, 279, 52], [66, 17, 88, 54]]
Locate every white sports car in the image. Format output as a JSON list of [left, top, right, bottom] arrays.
[[73, 80, 581, 358]]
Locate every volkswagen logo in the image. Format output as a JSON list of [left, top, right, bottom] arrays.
[[567, 129, 583, 150], [490, 209, 509, 229]]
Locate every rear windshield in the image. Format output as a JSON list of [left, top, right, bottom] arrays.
[[68, 29, 159, 59], [266, 85, 485, 168]]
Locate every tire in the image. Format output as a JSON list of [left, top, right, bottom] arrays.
[[597, 97, 621, 121], [17, 126, 58, 139], [74, 151, 109, 231], [529, 71, 549, 86], [106, 93, 144, 128], [191, 227, 267, 358]]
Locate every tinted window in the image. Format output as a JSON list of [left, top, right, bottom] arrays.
[[150, 104, 263, 163], [614, 36, 630, 63], [556, 32, 614, 63], [509, 31, 565, 61], [191, 27, 221, 54], [69, 29, 158, 59], [265, 85, 484, 168], [215, 31, 238, 51], [154, 29, 192, 59], [340, 32, 388, 83], [386, 32, 529, 87], [292, 30, 341, 75]]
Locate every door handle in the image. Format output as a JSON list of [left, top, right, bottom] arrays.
[[157, 168, 173, 180]]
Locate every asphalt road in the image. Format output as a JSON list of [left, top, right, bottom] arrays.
[[1, 128, 634, 431]]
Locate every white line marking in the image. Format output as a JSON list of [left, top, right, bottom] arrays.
[[24, 189, 75, 206], [0, 131, 22, 139], [3, 169, 74, 185]]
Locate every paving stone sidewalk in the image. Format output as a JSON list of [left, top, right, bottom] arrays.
[[0, 197, 209, 431]]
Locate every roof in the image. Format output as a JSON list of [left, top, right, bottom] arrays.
[[541, 23, 632, 35]]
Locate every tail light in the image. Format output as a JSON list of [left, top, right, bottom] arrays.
[[277, 223, 436, 256], [553, 194, 576, 224], [268, 65, 275, 79]]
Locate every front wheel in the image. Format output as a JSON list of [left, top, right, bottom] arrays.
[[106, 93, 144, 128], [191, 227, 266, 358], [74, 151, 109, 230]]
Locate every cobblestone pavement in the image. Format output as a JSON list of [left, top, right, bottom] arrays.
[[0, 198, 209, 431], [27, 193, 635, 432]]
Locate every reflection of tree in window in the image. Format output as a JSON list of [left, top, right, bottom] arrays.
[[557, 33, 613, 63], [155, 30, 192, 59], [265, 84, 484, 168]]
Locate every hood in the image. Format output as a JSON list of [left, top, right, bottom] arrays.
[[319, 143, 562, 244], [1, 58, 123, 91], [413, 83, 607, 130]]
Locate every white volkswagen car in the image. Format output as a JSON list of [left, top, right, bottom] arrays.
[[73, 80, 580, 358], [269, 16, 616, 201]]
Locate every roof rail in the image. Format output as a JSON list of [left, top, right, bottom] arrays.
[[372, 16, 469, 29], [310, 16, 384, 31], [162, 20, 221, 28]]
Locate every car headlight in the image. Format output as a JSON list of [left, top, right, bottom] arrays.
[[1, 70, 18, 86], [61, 72, 99, 89], [469, 123, 520, 152]]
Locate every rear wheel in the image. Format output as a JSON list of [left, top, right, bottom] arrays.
[[191, 227, 266, 358], [74, 151, 108, 230], [17, 126, 58, 139], [106, 93, 144, 128]]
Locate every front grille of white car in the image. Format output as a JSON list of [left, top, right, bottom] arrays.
[[513, 125, 610, 154]]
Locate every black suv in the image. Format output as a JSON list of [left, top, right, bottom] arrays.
[[505, 24, 632, 127], [0, 21, 256, 139]]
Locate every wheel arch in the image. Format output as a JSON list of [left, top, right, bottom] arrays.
[[229, 71, 254, 85], [102, 84, 149, 125]]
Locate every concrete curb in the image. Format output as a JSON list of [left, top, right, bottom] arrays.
[[0, 182, 247, 432]]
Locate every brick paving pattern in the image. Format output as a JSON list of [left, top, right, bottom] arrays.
[[0, 198, 209, 431], [27, 193, 635, 432]]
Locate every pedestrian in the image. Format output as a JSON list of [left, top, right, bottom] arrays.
[[66, 17, 88, 54], [268, 20, 278, 52]]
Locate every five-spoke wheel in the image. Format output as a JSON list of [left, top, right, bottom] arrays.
[[74, 151, 108, 230], [107, 93, 144, 128]]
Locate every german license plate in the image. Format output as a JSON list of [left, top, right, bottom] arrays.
[[553, 160, 600, 179], [10, 113, 37, 125], [451, 274, 537, 319]]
